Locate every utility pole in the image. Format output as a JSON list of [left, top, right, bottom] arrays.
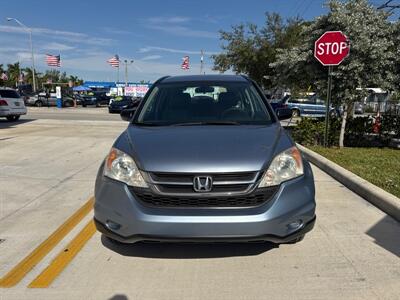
[[7, 17, 37, 92], [200, 50, 204, 75], [122, 59, 134, 86]]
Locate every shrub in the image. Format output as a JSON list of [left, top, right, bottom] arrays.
[[291, 118, 340, 146], [292, 115, 400, 147]]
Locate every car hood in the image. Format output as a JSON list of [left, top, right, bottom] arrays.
[[111, 101, 130, 107], [123, 124, 283, 173]]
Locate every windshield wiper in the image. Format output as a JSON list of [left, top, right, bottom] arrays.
[[173, 121, 241, 126]]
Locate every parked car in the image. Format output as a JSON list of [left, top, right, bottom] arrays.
[[79, 93, 109, 107], [94, 75, 316, 245], [26, 94, 75, 107], [269, 95, 293, 119], [0, 87, 27, 121], [354, 102, 364, 115], [108, 96, 140, 114], [92, 92, 111, 106], [285, 94, 337, 118]]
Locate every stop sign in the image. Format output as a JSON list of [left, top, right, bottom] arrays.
[[314, 31, 350, 66]]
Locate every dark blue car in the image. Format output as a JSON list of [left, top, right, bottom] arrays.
[[269, 95, 293, 119]]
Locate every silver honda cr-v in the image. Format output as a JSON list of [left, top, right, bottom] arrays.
[[94, 75, 316, 244]]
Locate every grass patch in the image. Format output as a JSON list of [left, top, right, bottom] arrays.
[[309, 146, 400, 198]]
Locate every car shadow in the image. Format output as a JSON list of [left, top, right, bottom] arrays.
[[366, 215, 400, 258], [0, 118, 35, 129], [108, 295, 129, 300], [101, 235, 277, 259]]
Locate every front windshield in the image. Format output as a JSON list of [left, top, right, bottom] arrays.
[[135, 82, 272, 125]]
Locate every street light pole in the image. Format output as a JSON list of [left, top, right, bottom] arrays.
[[123, 59, 134, 87], [7, 17, 37, 93]]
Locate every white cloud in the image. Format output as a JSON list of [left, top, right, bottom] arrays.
[[0, 47, 29, 53], [147, 16, 191, 24], [143, 16, 217, 39], [0, 25, 112, 45], [138, 46, 219, 55], [146, 24, 217, 38], [141, 55, 162, 61], [102, 27, 132, 35], [42, 42, 75, 51]]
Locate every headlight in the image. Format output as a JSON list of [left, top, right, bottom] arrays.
[[258, 146, 303, 187], [104, 147, 148, 187]]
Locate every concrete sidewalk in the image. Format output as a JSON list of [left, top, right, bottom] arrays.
[[1, 119, 399, 299]]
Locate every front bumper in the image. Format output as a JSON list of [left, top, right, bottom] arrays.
[[95, 215, 316, 243], [0, 107, 27, 116], [108, 108, 123, 113], [94, 162, 316, 243]]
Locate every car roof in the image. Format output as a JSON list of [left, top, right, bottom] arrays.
[[160, 74, 249, 84]]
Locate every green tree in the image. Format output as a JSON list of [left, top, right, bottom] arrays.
[[0, 64, 5, 86], [271, 0, 397, 147], [4, 62, 21, 87], [22, 67, 35, 87], [212, 13, 305, 87]]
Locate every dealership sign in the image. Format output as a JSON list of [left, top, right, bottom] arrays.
[[124, 85, 150, 97], [314, 31, 350, 66]]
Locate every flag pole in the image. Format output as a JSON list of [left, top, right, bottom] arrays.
[[200, 50, 204, 75]]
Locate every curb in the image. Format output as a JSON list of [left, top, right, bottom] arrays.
[[297, 144, 400, 221]]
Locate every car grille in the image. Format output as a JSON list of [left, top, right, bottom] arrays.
[[150, 172, 256, 184], [130, 186, 279, 208], [148, 171, 260, 195]]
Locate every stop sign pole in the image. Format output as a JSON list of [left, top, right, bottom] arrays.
[[314, 31, 350, 147]]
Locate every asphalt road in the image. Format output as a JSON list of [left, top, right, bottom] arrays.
[[19, 107, 122, 122], [0, 112, 399, 299]]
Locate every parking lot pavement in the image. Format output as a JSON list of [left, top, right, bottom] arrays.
[[20, 106, 122, 121], [0, 118, 399, 299]]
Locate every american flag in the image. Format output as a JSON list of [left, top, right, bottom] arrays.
[[46, 54, 61, 67], [181, 56, 190, 70], [0, 73, 8, 81], [107, 55, 120, 68]]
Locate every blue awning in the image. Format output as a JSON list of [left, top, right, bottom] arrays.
[[73, 85, 92, 91]]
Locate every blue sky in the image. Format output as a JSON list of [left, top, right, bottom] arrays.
[[0, 0, 391, 82]]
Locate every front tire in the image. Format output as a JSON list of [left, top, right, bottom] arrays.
[[64, 100, 73, 108], [292, 109, 300, 117], [35, 100, 43, 107]]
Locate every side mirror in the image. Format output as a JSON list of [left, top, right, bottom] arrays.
[[276, 108, 292, 120], [120, 108, 136, 121]]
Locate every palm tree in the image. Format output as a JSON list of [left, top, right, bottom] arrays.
[[0, 64, 5, 86], [6, 62, 20, 87], [22, 67, 34, 86]]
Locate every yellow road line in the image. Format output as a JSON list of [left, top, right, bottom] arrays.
[[0, 197, 94, 288], [29, 219, 96, 288]]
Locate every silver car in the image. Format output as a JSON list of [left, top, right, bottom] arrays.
[[94, 75, 316, 244], [0, 88, 27, 121]]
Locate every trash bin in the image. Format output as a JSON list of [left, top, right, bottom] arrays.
[[56, 98, 62, 108]]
